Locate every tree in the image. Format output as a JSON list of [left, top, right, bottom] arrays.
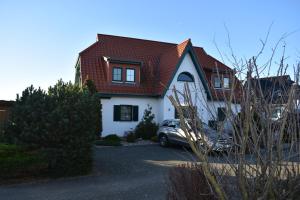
[[84, 79, 102, 137]]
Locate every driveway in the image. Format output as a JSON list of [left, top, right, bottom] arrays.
[[0, 145, 195, 200]]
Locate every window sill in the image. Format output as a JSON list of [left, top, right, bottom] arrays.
[[125, 81, 136, 84], [214, 88, 231, 90], [111, 81, 137, 86], [112, 81, 123, 84], [114, 120, 136, 122]]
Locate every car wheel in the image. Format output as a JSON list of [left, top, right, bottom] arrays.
[[159, 134, 169, 147]]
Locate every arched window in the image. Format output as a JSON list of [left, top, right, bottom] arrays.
[[177, 72, 194, 82]]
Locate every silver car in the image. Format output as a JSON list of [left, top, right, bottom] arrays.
[[157, 119, 233, 152]]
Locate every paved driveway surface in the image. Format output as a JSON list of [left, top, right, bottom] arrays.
[[0, 145, 195, 200]]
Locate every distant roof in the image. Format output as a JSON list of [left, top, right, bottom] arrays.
[[248, 75, 296, 104], [250, 75, 294, 89], [0, 100, 14, 107]]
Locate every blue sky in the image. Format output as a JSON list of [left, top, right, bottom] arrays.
[[0, 0, 299, 100]]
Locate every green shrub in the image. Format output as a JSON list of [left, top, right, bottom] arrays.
[[4, 80, 101, 177], [150, 135, 158, 142], [3, 86, 49, 146], [103, 134, 121, 142], [126, 132, 136, 143], [134, 105, 158, 140], [0, 129, 5, 143], [0, 124, 6, 143], [94, 134, 122, 146], [0, 143, 22, 157], [85, 79, 102, 137]]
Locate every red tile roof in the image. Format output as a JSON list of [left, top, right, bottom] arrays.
[[155, 39, 191, 94], [78, 34, 238, 100]]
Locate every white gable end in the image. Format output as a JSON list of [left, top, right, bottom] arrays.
[[161, 53, 209, 123]]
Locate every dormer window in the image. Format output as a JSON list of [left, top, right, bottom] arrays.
[[105, 56, 140, 84], [213, 76, 230, 89], [214, 77, 221, 88], [112, 67, 122, 82], [223, 77, 230, 88], [126, 68, 135, 82]]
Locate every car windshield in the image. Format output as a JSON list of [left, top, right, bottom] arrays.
[[171, 120, 180, 127], [170, 120, 212, 132]]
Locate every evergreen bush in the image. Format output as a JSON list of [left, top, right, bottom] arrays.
[[134, 105, 158, 140], [4, 80, 101, 177]]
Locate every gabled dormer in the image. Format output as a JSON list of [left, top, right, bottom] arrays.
[[103, 56, 141, 86]]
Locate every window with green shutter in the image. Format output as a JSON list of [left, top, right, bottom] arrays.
[[113, 105, 139, 121]]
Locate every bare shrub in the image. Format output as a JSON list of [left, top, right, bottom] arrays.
[[168, 35, 300, 199], [167, 163, 217, 200]]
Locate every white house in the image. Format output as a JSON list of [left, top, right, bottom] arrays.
[[75, 34, 241, 136]]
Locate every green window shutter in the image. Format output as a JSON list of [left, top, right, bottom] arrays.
[[114, 105, 121, 121], [132, 106, 139, 121], [217, 107, 226, 121]]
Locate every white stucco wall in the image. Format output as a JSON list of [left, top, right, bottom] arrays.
[[101, 97, 160, 136], [207, 101, 241, 120], [207, 101, 241, 132]]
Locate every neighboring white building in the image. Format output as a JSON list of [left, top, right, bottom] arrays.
[[75, 34, 241, 136]]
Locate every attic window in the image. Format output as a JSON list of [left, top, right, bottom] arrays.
[[126, 68, 135, 82], [112, 67, 122, 81], [213, 76, 230, 89], [177, 72, 194, 82], [214, 77, 221, 88], [223, 77, 230, 88]]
